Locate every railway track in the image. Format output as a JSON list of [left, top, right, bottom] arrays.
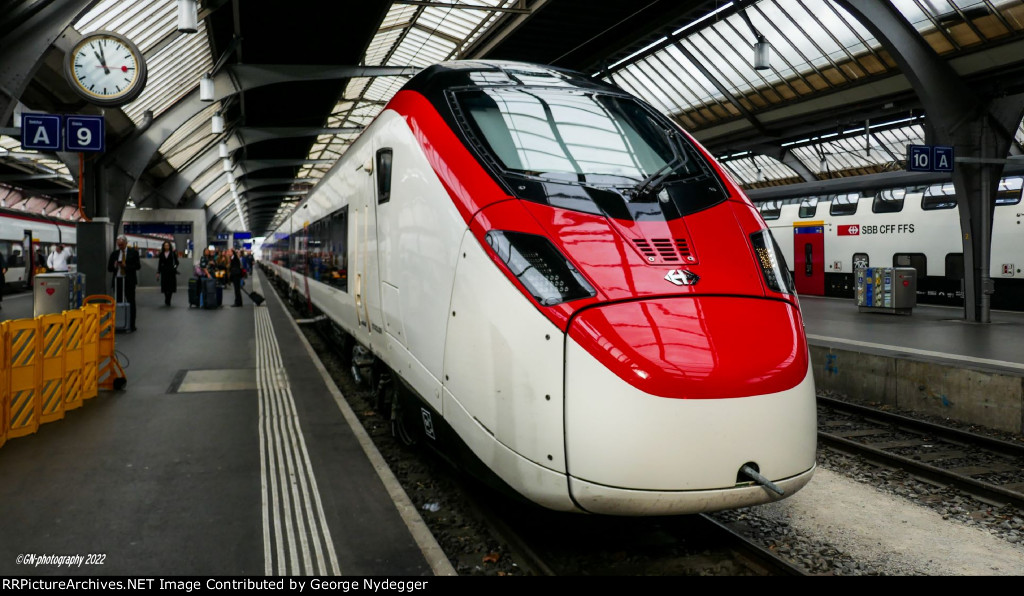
[[818, 396, 1024, 509], [461, 485, 810, 576]]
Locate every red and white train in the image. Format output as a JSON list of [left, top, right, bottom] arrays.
[[262, 61, 817, 515], [0, 211, 167, 289]]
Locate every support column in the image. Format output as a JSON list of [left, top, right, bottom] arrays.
[[77, 220, 113, 298], [836, 0, 1024, 322]]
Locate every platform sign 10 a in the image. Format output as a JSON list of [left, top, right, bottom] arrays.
[[907, 144, 954, 173]]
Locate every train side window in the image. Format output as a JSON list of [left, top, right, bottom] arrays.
[[330, 206, 349, 292], [798, 197, 818, 218], [853, 253, 868, 270], [830, 193, 859, 216], [921, 183, 956, 210], [945, 253, 964, 280], [873, 188, 905, 213], [376, 148, 393, 204], [996, 176, 1022, 205], [759, 200, 782, 220], [894, 253, 926, 280]]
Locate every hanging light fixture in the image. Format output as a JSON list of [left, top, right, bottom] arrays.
[[740, 10, 771, 71], [754, 34, 771, 70], [222, 159, 233, 173], [200, 74, 215, 102], [218, 141, 229, 158], [211, 112, 224, 134], [177, 0, 199, 33]]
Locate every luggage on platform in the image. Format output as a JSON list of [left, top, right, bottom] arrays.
[[114, 277, 130, 332], [188, 278, 201, 308], [201, 277, 220, 310], [244, 289, 265, 306]]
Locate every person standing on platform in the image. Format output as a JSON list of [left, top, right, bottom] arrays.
[[107, 235, 141, 332], [156, 241, 179, 307], [47, 243, 72, 272], [228, 248, 243, 307]]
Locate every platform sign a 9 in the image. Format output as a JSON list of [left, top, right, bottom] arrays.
[[65, 115, 105, 152]]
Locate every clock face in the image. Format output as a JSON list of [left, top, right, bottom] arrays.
[[65, 32, 148, 107]]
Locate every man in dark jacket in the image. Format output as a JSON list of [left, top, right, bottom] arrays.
[[228, 249, 243, 307], [107, 235, 141, 332]]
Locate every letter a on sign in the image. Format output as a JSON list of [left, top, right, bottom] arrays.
[[33, 127, 50, 145]]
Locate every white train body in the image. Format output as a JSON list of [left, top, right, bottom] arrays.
[[0, 212, 165, 288], [263, 61, 817, 515], [760, 179, 1024, 307]]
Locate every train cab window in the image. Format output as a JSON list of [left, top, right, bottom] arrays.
[[894, 253, 926, 281], [945, 253, 964, 280], [873, 188, 905, 213], [996, 177, 1022, 205], [922, 183, 956, 210], [798, 197, 818, 218], [376, 149, 393, 204], [758, 201, 782, 220], [829, 193, 859, 216]]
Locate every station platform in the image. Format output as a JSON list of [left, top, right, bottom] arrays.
[[0, 272, 454, 577], [800, 295, 1024, 435]]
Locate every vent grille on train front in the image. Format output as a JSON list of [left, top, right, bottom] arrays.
[[632, 238, 692, 264]]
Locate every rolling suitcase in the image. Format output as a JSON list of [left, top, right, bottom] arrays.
[[188, 278, 201, 308], [244, 289, 265, 306], [202, 277, 219, 309], [114, 277, 130, 332]]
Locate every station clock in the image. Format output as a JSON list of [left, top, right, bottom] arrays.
[[64, 31, 148, 107]]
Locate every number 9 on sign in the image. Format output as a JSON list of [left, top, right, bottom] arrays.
[[65, 115, 105, 152]]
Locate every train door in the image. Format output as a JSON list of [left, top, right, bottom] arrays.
[[23, 231, 33, 287], [793, 222, 825, 295], [352, 146, 384, 344]]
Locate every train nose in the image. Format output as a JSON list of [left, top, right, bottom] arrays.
[[567, 296, 808, 399], [562, 296, 818, 513]]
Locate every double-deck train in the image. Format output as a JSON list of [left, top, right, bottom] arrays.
[[262, 61, 817, 515], [757, 178, 1024, 309], [0, 211, 165, 289]]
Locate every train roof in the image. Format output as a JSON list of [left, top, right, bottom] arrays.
[[400, 60, 623, 98]]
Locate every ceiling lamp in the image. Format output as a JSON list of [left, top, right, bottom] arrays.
[[177, 0, 198, 33], [200, 74, 215, 102], [211, 112, 224, 134], [741, 10, 771, 71], [218, 141, 229, 158], [754, 35, 771, 71]]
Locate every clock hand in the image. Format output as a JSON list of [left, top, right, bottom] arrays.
[[94, 50, 110, 75], [98, 44, 110, 75]]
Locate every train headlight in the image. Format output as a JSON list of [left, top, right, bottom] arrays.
[[750, 229, 795, 295], [486, 231, 596, 306]]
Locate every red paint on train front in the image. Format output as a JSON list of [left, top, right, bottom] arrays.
[[568, 296, 808, 399]]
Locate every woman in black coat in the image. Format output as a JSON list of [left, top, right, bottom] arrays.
[[156, 241, 179, 306]]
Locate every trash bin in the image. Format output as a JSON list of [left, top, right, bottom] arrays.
[[33, 272, 87, 317]]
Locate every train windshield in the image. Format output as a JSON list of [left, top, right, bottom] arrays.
[[456, 88, 703, 186]]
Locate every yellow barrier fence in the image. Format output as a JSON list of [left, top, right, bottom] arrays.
[[0, 300, 117, 445], [0, 322, 7, 449], [63, 309, 85, 412], [39, 313, 66, 424], [8, 317, 41, 439]]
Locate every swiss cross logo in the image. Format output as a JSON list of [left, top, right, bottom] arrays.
[[838, 225, 860, 236]]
